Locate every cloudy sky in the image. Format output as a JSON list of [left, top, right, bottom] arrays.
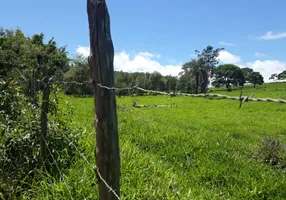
[[1, 0, 286, 81]]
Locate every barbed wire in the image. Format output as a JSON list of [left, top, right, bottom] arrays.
[[10, 73, 286, 104], [99, 84, 286, 104], [97, 83, 135, 91], [49, 81, 91, 86], [46, 80, 286, 104], [47, 117, 121, 200], [39, 129, 73, 200]]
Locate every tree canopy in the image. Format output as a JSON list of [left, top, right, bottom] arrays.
[[249, 71, 264, 87], [278, 70, 286, 80], [212, 64, 245, 88], [180, 46, 223, 94], [180, 59, 208, 94]]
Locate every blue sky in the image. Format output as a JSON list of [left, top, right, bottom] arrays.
[[1, 0, 286, 80]]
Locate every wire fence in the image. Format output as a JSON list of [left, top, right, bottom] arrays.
[[10, 71, 121, 199], [48, 80, 286, 104], [12, 69, 286, 104], [39, 129, 74, 200], [10, 75, 286, 199]]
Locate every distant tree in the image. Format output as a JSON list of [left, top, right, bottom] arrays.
[[177, 74, 196, 93], [249, 72, 264, 87], [165, 75, 177, 92], [269, 73, 278, 81], [180, 59, 208, 94], [212, 64, 245, 88], [195, 45, 224, 71], [115, 71, 129, 88], [194, 45, 224, 93], [147, 71, 164, 91], [63, 55, 92, 96], [278, 70, 286, 80], [241, 67, 254, 83]]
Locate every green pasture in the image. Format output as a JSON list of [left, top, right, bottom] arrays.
[[25, 83, 286, 199]]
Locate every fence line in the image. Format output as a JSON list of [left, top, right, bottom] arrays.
[[46, 80, 286, 104], [96, 83, 286, 104]]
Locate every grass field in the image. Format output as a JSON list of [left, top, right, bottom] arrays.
[[210, 82, 286, 100], [28, 83, 286, 199]]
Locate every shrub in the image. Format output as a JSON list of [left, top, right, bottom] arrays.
[[0, 81, 81, 198]]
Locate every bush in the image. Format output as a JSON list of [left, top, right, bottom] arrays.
[[0, 81, 81, 198]]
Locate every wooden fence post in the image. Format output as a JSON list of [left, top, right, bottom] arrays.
[[40, 65, 50, 163], [87, 0, 120, 199]]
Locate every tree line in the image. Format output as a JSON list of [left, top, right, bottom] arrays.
[[64, 46, 268, 96], [0, 27, 279, 98]]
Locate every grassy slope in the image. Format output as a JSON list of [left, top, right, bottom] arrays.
[[29, 83, 286, 199], [210, 82, 286, 99]]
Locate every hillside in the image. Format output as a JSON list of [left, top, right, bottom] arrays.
[[210, 82, 286, 100]]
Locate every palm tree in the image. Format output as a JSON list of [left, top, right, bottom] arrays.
[[179, 59, 208, 94]]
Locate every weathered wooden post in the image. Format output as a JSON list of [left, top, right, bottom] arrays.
[[40, 65, 50, 162], [87, 0, 120, 199]]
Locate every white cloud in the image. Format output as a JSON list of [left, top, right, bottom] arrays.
[[76, 46, 286, 83], [218, 41, 236, 46], [76, 46, 181, 76], [240, 60, 286, 82], [255, 52, 268, 58], [257, 31, 286, 40], [138, 52, 161, 58], [218, 51, 241, 64], [114, 51, 181, 76], [76, 46, 90, 57]]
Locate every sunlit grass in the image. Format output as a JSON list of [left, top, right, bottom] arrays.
[[28, 83, 286, 199]]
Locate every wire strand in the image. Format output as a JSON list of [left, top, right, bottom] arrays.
[[39, 129, 74, 200], [47, 117, 120, 200], [46, 80, 286, 104]]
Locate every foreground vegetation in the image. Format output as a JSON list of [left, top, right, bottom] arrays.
[[10, 83, 284, 199]]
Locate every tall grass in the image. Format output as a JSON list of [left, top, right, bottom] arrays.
[[23, 83, 286, 199]]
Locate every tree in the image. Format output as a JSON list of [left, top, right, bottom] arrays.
[[194, 45, 224, 92], [278, 70, 286, 80], [0, 28, 79, 197], [0, 28, 69, 103], [147, 71, 164, 91], [180, 59, 208, 94], [165, 75, 177, 92], [195, 45, 224, 71], [177, 74, 196, 93], [269, 73, 278, 81], [249, 71, 264, 87], [212, 64, 245, 88], [241, 67, 254, 83], [63, 55, 92, 96]]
